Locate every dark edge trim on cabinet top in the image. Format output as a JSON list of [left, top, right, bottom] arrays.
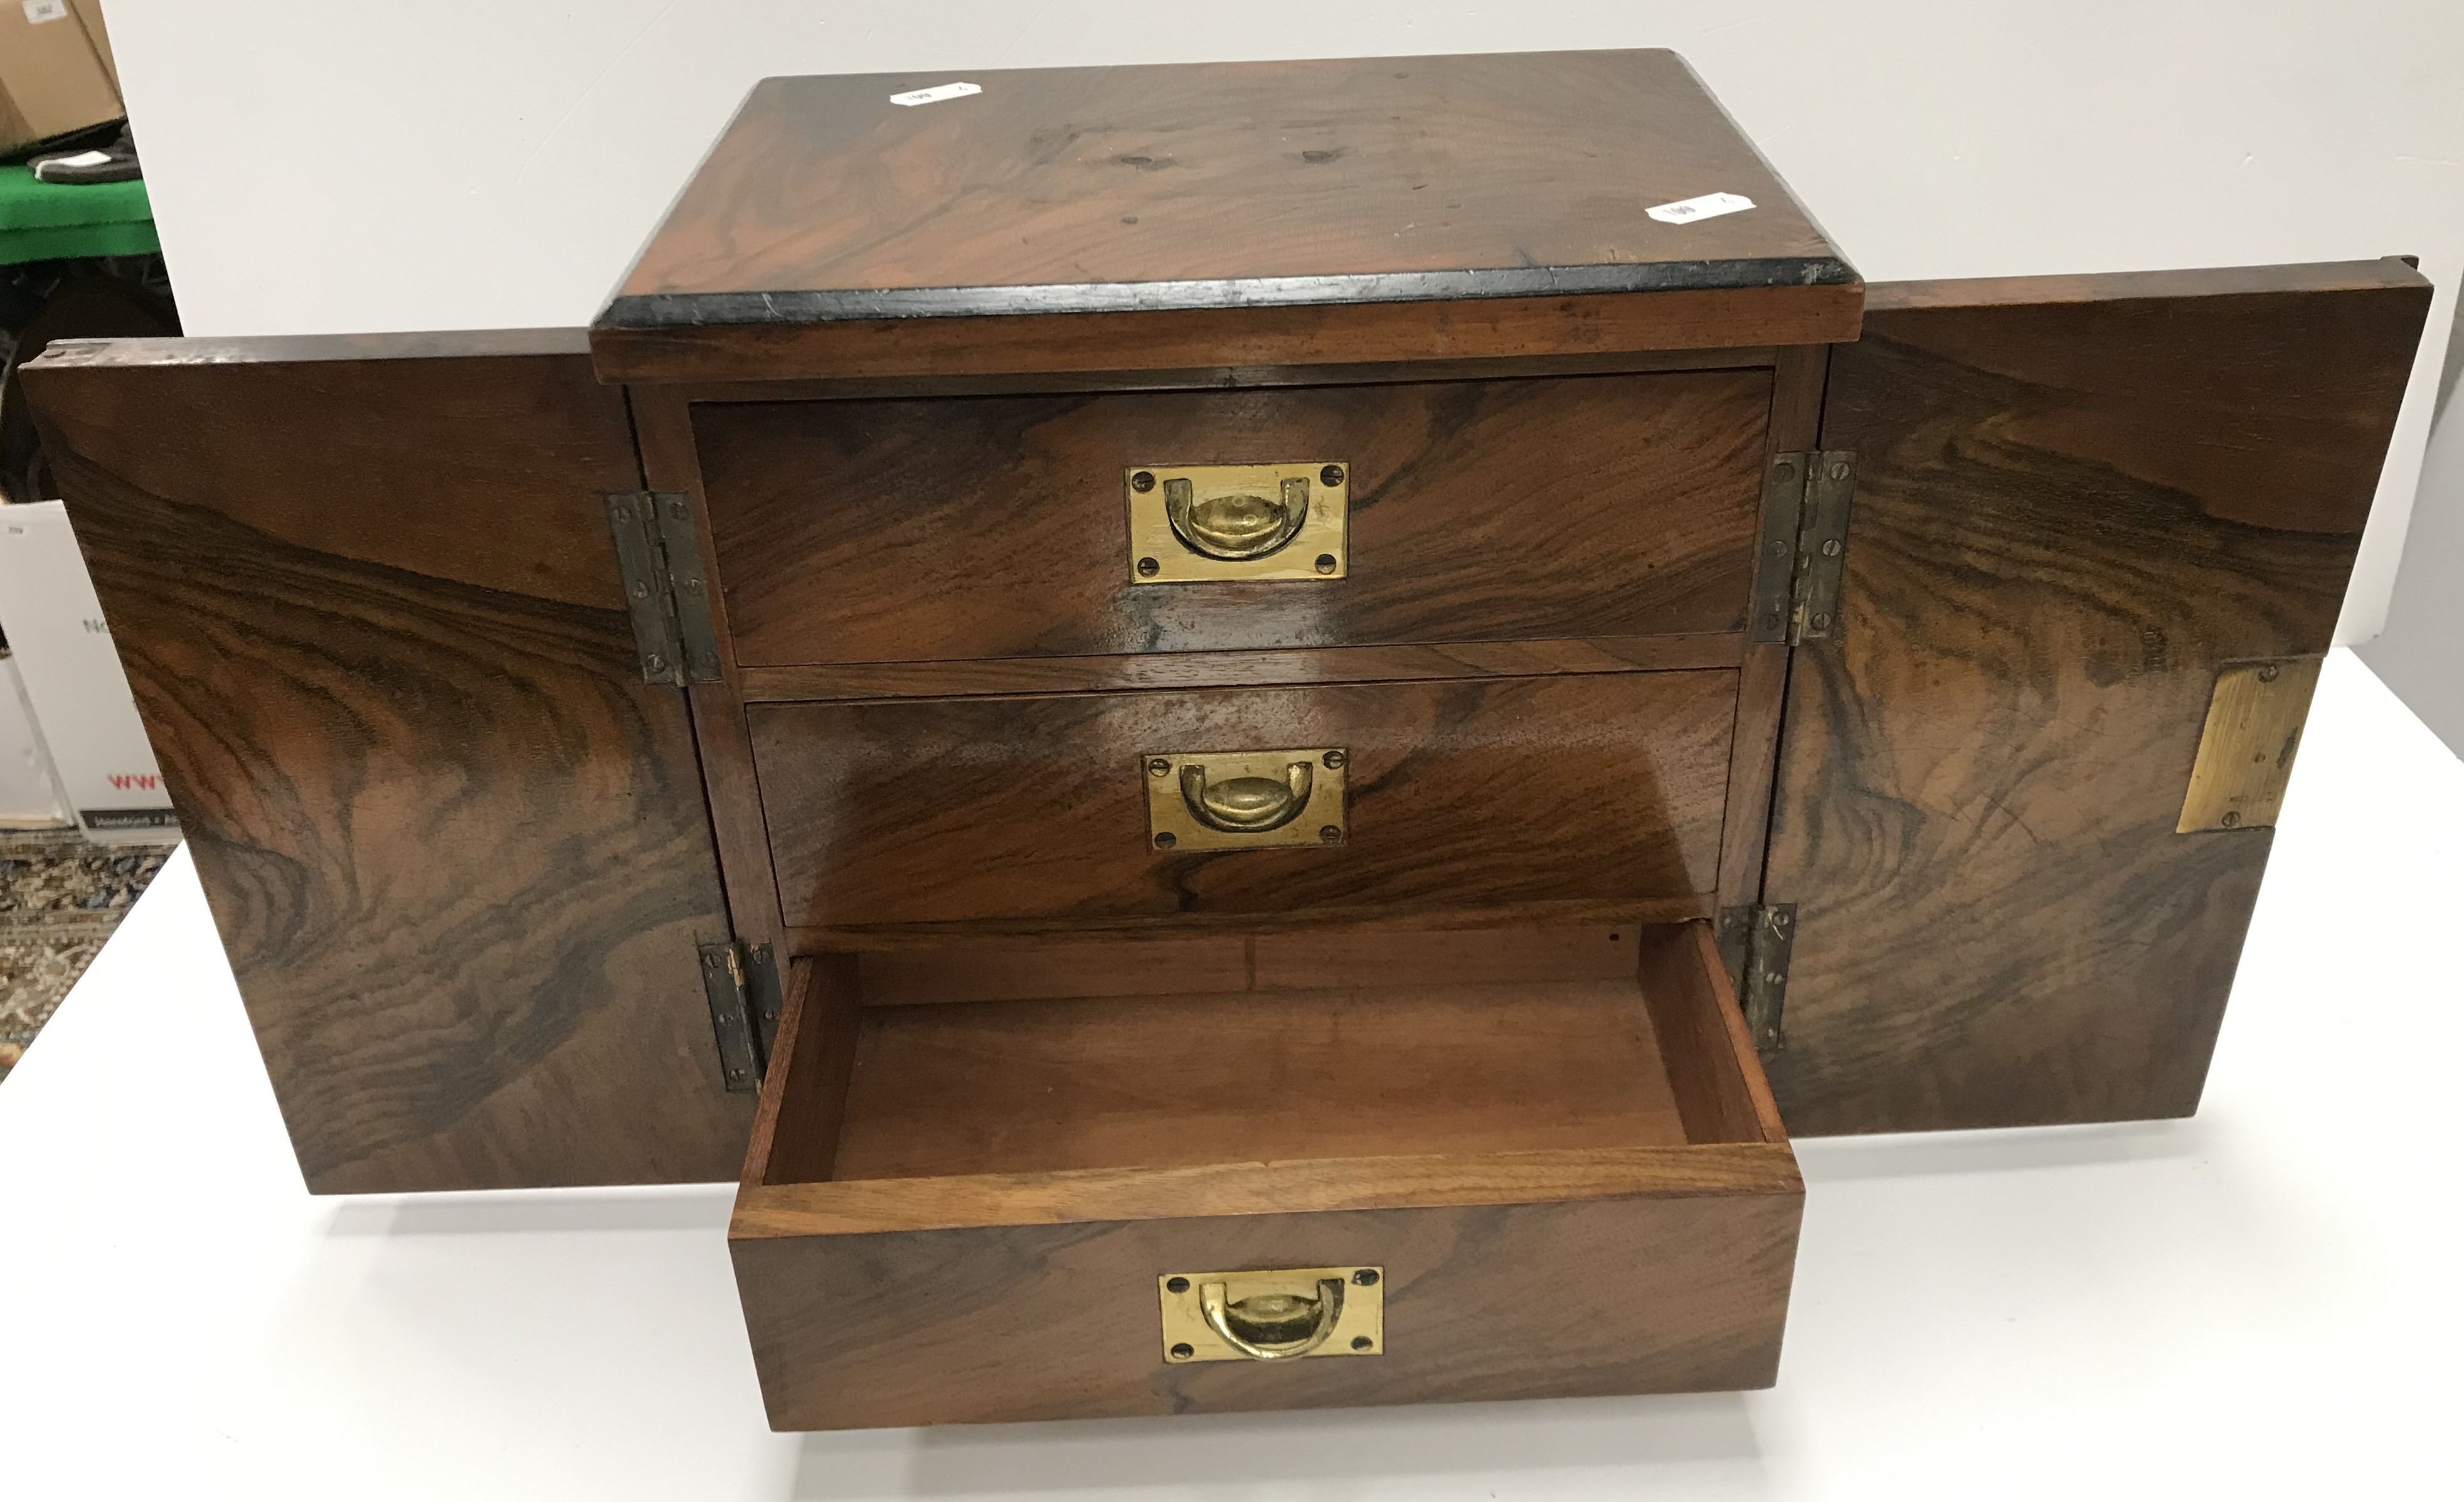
[[597, 257, 1862, 331]]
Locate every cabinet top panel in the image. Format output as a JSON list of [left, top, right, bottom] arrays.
[[592, 50, 1859, 383]]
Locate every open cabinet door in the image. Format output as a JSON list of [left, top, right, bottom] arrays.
[[23, 331, 751, 1190], [1760, 261, 2429, 1136]]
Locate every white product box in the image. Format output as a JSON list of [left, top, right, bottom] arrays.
[[0, 649, 73, 828], [0, 501, 177, 842]]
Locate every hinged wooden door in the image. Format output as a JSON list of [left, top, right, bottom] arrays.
[[24, 331, 751, 1190], [1758, 260, 2429, 1135]]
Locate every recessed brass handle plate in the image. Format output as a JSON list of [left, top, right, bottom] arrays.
[[2177, 656, 2323, 833], [1159, 1265, 1384, 1364], [1145, 747, 1347, 851], [1126, 462, 1348, 583]]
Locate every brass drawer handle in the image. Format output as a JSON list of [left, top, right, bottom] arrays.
[[1159, 1264, 1382, 1363], [1145, 747, 1347, 851], [1199, 1277, 1344, 1361], [1164, 474, 1310, 560], [1125, 464, 1347, 583], [1180, 759, 1312, 834]]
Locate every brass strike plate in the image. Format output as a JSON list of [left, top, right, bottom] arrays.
[[1159, 1266, 1384, 1365], [1145, 747, 1347, 853], [1126, 462, 1348, 583], [2177, 656, 2323, 833]]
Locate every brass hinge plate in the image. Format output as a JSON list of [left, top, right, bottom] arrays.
[[1717, 902, 1797, 1054], [1749, 451, 1857, 646], [606, 491, 723, 685], [2177, 656, 2323, 833], [1159, 1265, 1384, 1365], [697, 939, 775, 1094]]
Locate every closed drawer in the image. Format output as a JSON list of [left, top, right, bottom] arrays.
[[730, 922, 1803, 1429], [750, 669, 1734, 942], [695, 370, 1771, 668]]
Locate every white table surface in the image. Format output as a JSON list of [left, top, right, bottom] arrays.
[[4, 648, 2458, 1501]]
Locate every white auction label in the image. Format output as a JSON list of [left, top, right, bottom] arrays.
[[23, 0, 69, 23], [890, 82, 982, 107], [1647, 191, 1756, 225]]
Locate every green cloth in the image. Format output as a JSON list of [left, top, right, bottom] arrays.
[[0, 166, 155, 265]]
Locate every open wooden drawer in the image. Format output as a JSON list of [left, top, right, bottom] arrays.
[[728, 920, 1802, 1429]]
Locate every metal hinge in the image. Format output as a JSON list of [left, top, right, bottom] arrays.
[[605, 491, 723, 685], [1748, 451, 1857, 646], [1715, 903, 1797, 1054], [697, 939, 785, 1094]]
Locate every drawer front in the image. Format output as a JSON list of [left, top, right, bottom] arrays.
[[750, 670, 1735, 937], [696, 370, 1770, 668], [734, 1183, 1799, 1429]]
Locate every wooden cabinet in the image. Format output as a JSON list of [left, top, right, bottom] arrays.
[[22, 50, 2429, 1427]]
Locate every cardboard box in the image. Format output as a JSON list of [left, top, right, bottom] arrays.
[[0, 0, 125, 156], [70, 0, 117, 96], [0, 649, 72, 828], [0, 501, 175, 841]]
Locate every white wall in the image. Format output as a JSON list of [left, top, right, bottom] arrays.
[[100, 1, 2464, 644], [2360, 307, 2464, 755]]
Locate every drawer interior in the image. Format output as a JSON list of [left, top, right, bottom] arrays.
[[827, 981, 1687, 1180], [748, 922, 1783, 1195]]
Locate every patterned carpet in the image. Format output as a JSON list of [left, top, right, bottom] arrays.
[[0, 829, 176, 1080]]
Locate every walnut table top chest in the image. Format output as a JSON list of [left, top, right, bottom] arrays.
[[22, 49, 2429, 1430]]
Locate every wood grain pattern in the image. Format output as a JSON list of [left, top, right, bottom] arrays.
[[668, 344, 1779, 405], [826, 980, 1691, 1181], [1248, 924, 1645, 991], [856, 934, 1255, 1007], [751, 671, 1735, 937], [600, 284, 1858, 386], [1761, 260, 2429, 1136], [790, 896, 1713, 952], [853, 925, 1640, 1006], [737, 633, 1744, 703], [21, 334, 751, 1190], [597, 50, 1857, 381], [699, 371, 1770, 666], [731, 1170, 1799, 1427], [735, 1142, 1803, 1235]]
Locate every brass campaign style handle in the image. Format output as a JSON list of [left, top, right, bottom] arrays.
[[1164, 474, 1312, 560], [1198, 1278, 1346, 1360], [1179, 760, 1314, 834]]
